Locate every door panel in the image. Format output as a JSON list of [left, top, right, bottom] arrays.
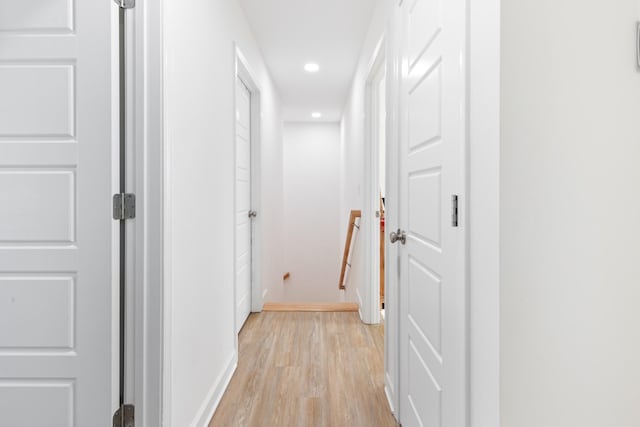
[[408, 62, 441, 149], [408, 170, 441, 245], [0, 0, 117, 425], [0, 64, 74, 136], [408, 258, 442, 354], [235, 78, 252, 333], [0, 380, 75, 426], [407, 0, 441, 69], [399, 0, 467, 425], [0, 170, 75, 242], [0, 0, 74, 33], [407, 339, 441, 426]]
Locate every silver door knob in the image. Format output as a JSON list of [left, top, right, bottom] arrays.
[[248, 210, 257, 218], [389, 228, 406, 245]]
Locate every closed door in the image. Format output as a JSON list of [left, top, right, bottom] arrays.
[[397, 0, 467, 425], [0, 1, 118, 425], [235, 78, 252, 333]]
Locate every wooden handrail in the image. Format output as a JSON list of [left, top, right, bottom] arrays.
[[339, 210, 361, 290]]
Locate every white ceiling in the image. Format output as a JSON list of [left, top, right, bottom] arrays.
[[239, 0, 379, 122]]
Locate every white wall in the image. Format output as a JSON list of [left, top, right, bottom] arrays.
[[500, 1, 640, 425], [340, 0, 388, 311], [162, 0, 283, 425], [257, 75, 285, 308], [276, 123, 345, 302]]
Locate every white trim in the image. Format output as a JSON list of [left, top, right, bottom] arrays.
[[131, 0, 165, 425], [123, 4, 137, 407], [233, 44, 264, 344], [110, 2, 122, 412], [356, 288, 364, 320], [362, 34, 386, 325], [160, 0, 172, 423], [191, 351, 238, 427], [468, 0, 501, 425], [384, 384, 396, 415], [383, 6, 402, 417]]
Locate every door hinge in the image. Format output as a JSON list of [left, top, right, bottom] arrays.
[[113, 193, 136, 220], [113, 0, 135, 9], [112, 404, 134, 427], [451, 195, 459, 227]]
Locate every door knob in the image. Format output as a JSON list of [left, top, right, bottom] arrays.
[[389, 228, 406, 245], [248, 210, 257, 218]]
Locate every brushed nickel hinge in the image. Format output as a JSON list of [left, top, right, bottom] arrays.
[[114, 0, 135, 9], [113, 404, 134, 427], [113, 193, 136, 220]]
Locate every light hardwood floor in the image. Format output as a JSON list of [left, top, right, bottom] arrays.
[[209, 312, 398, 427]]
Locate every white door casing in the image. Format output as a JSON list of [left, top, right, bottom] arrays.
[[384, 8, 403, 414], [235, 77, 252, 333], [373, 63, 386, 323], [364, 37, 387, 326], [0, 1, 119, 425], [398, 0, 467, 425]]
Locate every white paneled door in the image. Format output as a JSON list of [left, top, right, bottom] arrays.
[[397, 0, 467, 425], [0, 1, 118, 426], [235, 78, 252, 333]]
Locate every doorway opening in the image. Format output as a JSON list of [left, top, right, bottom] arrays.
[[234, 46, 263, 336], [364, 38, 387, 327], [375, 59, 387, 321]]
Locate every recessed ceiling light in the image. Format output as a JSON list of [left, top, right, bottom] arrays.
[[311, 112, 322, 118], [304, 63, 320, 73]]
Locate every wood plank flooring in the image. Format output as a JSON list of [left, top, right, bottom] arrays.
[[209, 312, 398, 427]]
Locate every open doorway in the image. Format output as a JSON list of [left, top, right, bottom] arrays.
[[234, 46, 264, 336], [364, 38, 387, 326], [375, 61, 387, 321]]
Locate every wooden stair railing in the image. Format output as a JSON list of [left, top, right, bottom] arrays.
[[339, 210, 361, 290]]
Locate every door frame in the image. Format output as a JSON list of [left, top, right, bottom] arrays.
[[129, 1, 164, 426], [364, 31, 402, 419], [233, 45, 263, 342], [384, 0, 500, 424], [385, 0, 500, 425], [468, 0, 501, 425], [363, 35, 387, 326], [134, 0, 501, 425]]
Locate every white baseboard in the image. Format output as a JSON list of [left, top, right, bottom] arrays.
[[384, 384, 395, 415], [356, 288, 364, 321], [191, 351, 238, 427]]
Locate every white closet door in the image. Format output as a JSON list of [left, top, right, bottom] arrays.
[[235, 78, 252, 333], [0, 1, 118, 425], [397, 0, 467, 425]]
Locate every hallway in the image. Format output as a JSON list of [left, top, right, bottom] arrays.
[[2, 0, 640, 425], [209, 312, 398, 426]]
